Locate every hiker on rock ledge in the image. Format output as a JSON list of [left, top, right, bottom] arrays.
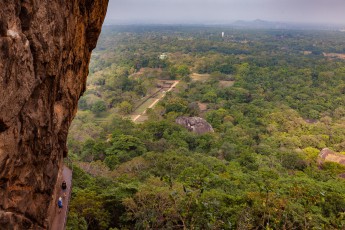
[[57, 197, 63, 213], [62, 180, 67, 197]]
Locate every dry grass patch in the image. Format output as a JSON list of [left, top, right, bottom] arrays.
[[190, 73, 211, 82], [197, 102, 208, 111], [323, 52, 345, 60], [219, 80, 235, 87]]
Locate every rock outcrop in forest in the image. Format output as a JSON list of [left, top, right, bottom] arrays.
[[0, 0, 108, 228], [176, 117, 214, 134]]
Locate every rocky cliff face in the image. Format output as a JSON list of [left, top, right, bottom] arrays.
[[0, 1, 108, 229]]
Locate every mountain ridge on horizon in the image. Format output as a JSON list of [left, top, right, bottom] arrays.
[[103, 19, 345, 30]]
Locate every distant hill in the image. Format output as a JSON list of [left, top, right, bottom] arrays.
[[232, 19, 282, 29], [232, 19, 343, 30]]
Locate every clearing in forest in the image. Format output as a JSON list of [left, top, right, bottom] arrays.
[[219, 80, 235, 87], [323, 52, 345, 60], [191, 73, 235, 87], [131, 80, 179, 123], [190, 73, 211, 81]]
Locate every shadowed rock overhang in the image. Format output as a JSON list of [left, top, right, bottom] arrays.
[[0, 0, 108, 228]]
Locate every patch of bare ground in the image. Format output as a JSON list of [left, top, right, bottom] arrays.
[[129, 68, 163, 79], [219, 80, 235, 87], [197, 102, 208, 111], [304, 119, 318, 124], [157, 80, 178, 89], [190, 73, 211, 82], [303, 51, 312, 55], [323, 52, 345, 60]]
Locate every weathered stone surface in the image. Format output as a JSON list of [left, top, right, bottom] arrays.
[[0, 0, 108, 228], [319, 148, 345, 165], [175, 116, 214, 134], [319, 148, 334, 160]]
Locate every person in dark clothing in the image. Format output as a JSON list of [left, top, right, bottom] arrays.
[[58, 197, 63, 213], [62, 180, 67, 197]]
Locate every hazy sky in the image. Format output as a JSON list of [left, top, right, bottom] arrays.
[[105, 0, 345, 24]]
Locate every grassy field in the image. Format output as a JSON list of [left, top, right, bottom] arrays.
[[130, 81, 179, 123], [135, 115, 149, 123], [133, 98, 158, 115], [190, 73, 211, 81]]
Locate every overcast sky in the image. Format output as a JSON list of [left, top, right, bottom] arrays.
[[105, 0, 345, 25]]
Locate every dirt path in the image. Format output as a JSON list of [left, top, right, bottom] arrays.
[[132, 81, 179, 122], [51, 165, 73, 230]]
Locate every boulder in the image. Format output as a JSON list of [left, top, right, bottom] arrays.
[[176, 116, 214, 134]]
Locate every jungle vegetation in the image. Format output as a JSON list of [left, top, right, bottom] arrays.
[[67, 25, 345, 230]]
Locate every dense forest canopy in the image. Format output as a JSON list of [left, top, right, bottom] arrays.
[[67, 25, 345, 229]]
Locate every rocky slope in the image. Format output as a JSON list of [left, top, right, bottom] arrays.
[[0, 0, 108, 228]]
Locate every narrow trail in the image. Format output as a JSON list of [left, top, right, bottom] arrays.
[[133, 80, 179, 122], [51, 165, 72, 230]]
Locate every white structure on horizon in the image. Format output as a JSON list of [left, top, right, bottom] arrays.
[[222, 32, 225, 38]]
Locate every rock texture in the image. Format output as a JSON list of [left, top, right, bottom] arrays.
[[319, 148, 345, 165], [176, 117, 214, 134], [0, 1, 108, 229]]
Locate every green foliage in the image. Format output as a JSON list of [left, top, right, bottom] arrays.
[[68, 26, 345, 229], [206, 108, 229, 129], [66, 212, 87, 230], [164, 97, 188, 114], [71, 166, 94, 190], [104, 155, 120, 170], [117, 101, 133, 115], [176, 64, 190, 77], [69, 190, 110, 230], [279, 151, 308, 171], [106, 135, 146, 162], [91, 100, 107, 113], [80, 139, 107, 162], [322, 162, 345, 175]]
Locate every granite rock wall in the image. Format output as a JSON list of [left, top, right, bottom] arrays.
[[0, 1, 108, 228]]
